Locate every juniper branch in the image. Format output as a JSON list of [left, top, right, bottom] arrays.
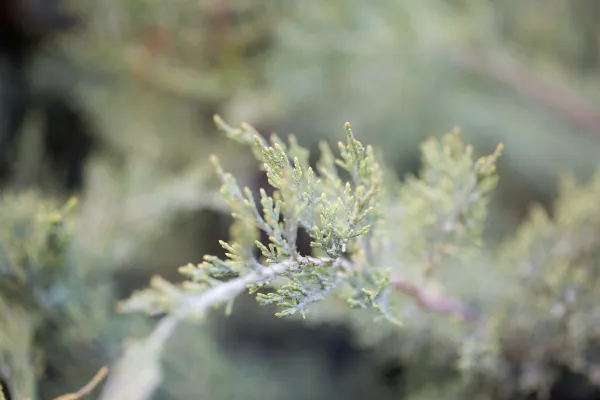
[[106, 117, 498, 400], [101, 257, 333, 400], [175, 259, 296, 317], [119, 253, 475, 344], [104, 256, 475, 400]]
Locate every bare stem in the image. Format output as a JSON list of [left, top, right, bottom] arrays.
[[53, 366, 108, 400], [391, 276, 474, 322]]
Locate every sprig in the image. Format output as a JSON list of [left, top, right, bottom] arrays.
[[108, 117, 502, 400], [119, 117, 393, 322]]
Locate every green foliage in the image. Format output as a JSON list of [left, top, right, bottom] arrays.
[[394, 130, 502, 274], [0, 297, 39, 400], [0, 192, 129, 400], [119, 117, 501, 331], [469, 170, 600, 395], [100, 117, 499, 400], [0, 192, 77, 399]]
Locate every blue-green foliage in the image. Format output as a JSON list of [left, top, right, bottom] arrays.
[[119, 118, 502, 326]]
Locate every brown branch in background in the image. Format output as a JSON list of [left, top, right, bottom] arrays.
[[208, 0, 238, 66], [392, 276, 474, 323], [453, 50, 600, 138], [210, 0, 231, 35], [53, 366, 108, 400], [132, 27, 171, 79], [335, 257, 474, 323]]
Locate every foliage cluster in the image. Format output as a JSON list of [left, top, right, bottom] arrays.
[[120, 117, 501, 324], [0, 193, 77, 399], [105, 117, 506, 398]]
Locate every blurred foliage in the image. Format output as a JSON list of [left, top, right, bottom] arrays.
[[0, 193, 77, 399], [0, 193, 119, 399], [2, 0, 600, 399], [54, 0, 600, 237], [263, 0, 600, 237]]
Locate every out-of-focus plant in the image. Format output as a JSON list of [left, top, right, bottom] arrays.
[[0, 193, 77, 399]]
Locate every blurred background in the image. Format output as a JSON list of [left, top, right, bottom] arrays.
[[2, 0, 600, 399]]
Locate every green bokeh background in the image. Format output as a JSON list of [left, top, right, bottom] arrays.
[[3, 0, 600, 398]]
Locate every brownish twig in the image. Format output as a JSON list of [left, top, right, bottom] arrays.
[[453, 50, 600, 138], [392, 276, 474, 323], [53, 366, 109, 400], [334, 256, 475, 323]]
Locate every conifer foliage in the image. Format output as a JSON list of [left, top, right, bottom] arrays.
[[101, 117, 502, 399], [120, 117, 501, 326]]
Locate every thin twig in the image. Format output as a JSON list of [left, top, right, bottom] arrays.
[[334, 258, 474, 323], [176, 259, 302, 315], [391, 276, 474, 323], [98, 316, 178, 400], [53, 366, 109, 400]]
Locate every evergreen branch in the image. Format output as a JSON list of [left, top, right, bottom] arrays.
[[176, 259, 296, 316], [112, 254, 473, 380], [107, 117, 500, 400], [115, 115, 498, 333], [101, 257, 330, 400]]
